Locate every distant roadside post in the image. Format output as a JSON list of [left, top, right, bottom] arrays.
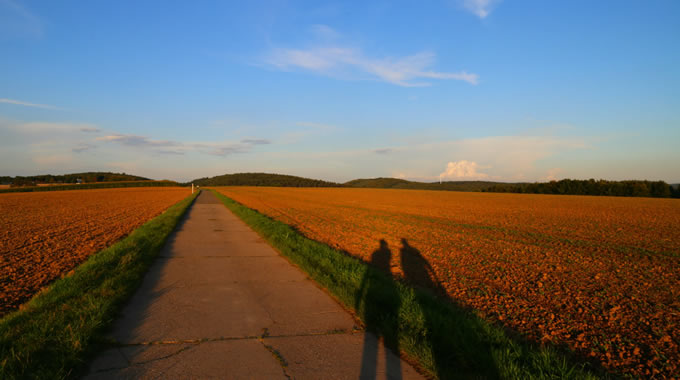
[[192, 183, 194, 194]]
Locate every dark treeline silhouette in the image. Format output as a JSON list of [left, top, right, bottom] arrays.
[[484, 178, 679, 198], [1, 172, 148, 187], [0, 180, 180, 194], [345, 177, 504, 192], [192, 172, 341, 187], [193, 173, 502, 191], [7, 171, 676, 199]]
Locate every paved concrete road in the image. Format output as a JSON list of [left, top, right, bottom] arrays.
[[86, 191, 424, 379]]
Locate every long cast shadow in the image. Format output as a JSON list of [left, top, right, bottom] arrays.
[[355, 237, 502, 379], [355, 239, 402, 380], [400, 238, 501, 379]]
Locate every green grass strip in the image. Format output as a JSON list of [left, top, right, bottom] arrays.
[[0, 191, 199, 380], [211, 189, 607, 380]]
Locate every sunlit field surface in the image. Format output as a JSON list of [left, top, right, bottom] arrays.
[[0, 187, 189, 316], [216, 187, 680, 377]]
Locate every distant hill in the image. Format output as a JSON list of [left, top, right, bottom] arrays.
[[0, 180, 180, 194], [0, 172, 149, 187], [345, 177, 506, 192], [193, 173, 680, 199], [192, 173, 341, 187]]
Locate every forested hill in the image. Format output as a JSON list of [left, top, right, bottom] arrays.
[[192, 173, 340, 187], [0, 172, 149, 186], [345, 177, 505, 192]]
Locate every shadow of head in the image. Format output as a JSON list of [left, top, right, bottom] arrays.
[[371, 239, 392, 272], [399, 238, 436, 288]]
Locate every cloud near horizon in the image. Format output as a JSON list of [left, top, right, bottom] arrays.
[[544, 167, 564, 181], [255, 134, 589, 183], [266, 26, 478, 87], [241, 138, 271, 145], [72, 143, 96, 153], [2, 119, 97, 134], [439, 160, 490, 180]]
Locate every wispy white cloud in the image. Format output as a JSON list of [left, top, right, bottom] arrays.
[[194, 142, 251, 156], [156, 150, 185, 155], [439, 160, 489, 180], [310, 24, 340, 40], [460, 0, 502, 19], [1, 119, 96, 133], [241, 138, 271, 145], [72, 143, 96, 153], [96, 134, 179, 148], [97, 133, 272, 157], [0, 0, 42, 38], [1, 116, 274, 159], [269, 48, 478, 87], [0, 98, 59, 110], [265, 26, 478, 87]]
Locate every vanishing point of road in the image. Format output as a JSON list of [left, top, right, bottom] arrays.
[[86, 191, 423, 379]]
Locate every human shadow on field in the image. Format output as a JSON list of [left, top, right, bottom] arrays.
[[399, 238, 500, 380], [355, 239, 403, 380]]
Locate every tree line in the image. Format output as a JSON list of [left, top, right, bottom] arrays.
[[483, 179, 679, 198], [0, 181, 180, 194], [1, 172, 149, 187]]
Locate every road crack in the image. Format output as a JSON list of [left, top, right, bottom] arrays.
[[258, 328, 291, 380]]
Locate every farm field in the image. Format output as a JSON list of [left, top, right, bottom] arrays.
[[0, 187, 189, 316], [215, 187, 680, 378]]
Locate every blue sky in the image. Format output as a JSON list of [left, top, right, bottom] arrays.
[[1, 0, 678, 183]]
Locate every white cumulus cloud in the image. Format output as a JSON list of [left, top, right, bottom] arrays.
[[439, 160, 489, 180], [544, 168, 564, 181]]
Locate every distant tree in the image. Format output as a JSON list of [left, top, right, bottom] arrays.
[[649, 181, 672, 198], [10, 177, 36, 187]]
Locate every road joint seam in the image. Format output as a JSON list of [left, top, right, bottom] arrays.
[[116, 328, 363, 347]]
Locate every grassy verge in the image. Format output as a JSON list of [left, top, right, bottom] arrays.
[[211, 189, 606, 380], [0, 191, 199, 379]]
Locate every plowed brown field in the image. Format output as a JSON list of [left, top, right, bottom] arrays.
[[216, 187, 680, 378], [0, 187, 189, 316]]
